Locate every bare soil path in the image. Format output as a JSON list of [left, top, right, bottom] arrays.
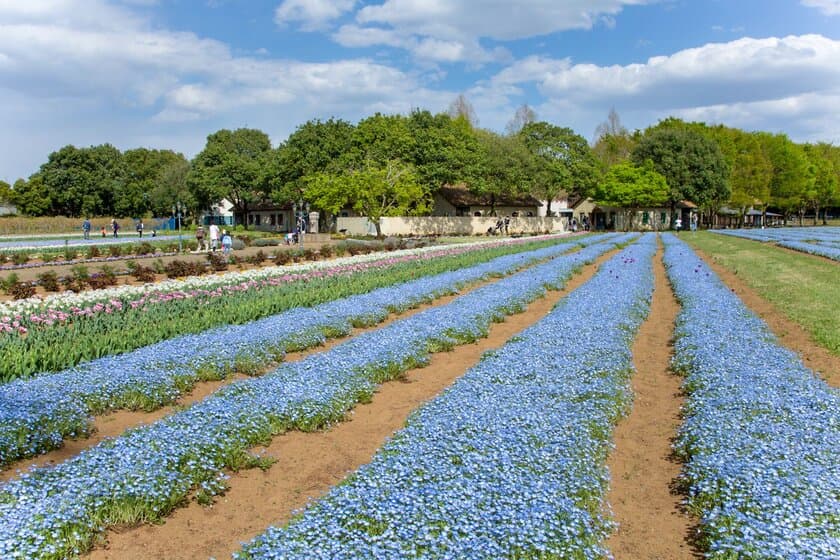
[[693, 248, 840, 387], [605, 245, 700, 559], [84, 256, 609, 560]]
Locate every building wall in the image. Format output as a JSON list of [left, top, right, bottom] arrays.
[[0, 203, 17, 216], [336, 216, 567, 236]]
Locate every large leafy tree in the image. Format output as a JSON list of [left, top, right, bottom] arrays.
[[632, 126, 729, 218], [267, 118, 355, 204], [10, 177, 52, 216], [407, 109, 484, 190], [188, 128, 272, 227], [305, 159, 426, 237], [802, 143, 838, 225], [35, 144, 125, 217], [149, 157, 195, 218], [0, 180, 12, 204], [592, 108, 636, 169], [120, 148, 189, 217], [471, 129, 536, 216], [760, 133, 814, 224], [592, 160, 669, 231], [519, 122, 600, 216]]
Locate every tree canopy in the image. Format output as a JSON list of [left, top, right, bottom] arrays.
[[592, 160, 669, 230]]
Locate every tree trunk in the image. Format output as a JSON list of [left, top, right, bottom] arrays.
[[546, 198, 553, 217]]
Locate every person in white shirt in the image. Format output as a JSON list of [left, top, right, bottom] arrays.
[[209, 223, 220, 251]]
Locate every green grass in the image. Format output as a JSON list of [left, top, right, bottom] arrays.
[[684, 231, 840, 355]]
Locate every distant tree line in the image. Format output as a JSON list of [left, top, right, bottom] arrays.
[[2, 97, 838, 229]]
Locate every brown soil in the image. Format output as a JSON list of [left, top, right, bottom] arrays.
[[693, 248, 840, 387], [84, 256, 609, 560], [605, 245, 700, 559], [1, 285, 490, 481]]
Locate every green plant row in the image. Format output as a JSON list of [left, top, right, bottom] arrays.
[[0, 238, 565, 382]]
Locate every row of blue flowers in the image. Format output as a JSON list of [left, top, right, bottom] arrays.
[[711, 227, 840, 262], [0, 233, 635, 559], [0, 234, 625, 469], [663, 234, 840, 559], [234, 234, 657, 559]]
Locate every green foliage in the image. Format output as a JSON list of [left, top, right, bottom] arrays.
[[759, 133, 815, 221], [188, 128, 272, 226], [802, 143, 840, 224], [471, 129, 536, 214], [592, 161, 669, 230], [306, 159, 427, 237], [632, 125, 730, 211], [519, 121, 600, 215]]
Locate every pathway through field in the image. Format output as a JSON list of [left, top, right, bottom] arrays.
[[83, 255, 610, 559], [605, 245, 699, 559]]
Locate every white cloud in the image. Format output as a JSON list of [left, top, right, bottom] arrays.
[[274, 0, 356, 31], [481, 34, 840, 142], [332, 0, 656, 63], [0, 0, 453, 181], [800, 0, 840, 15]]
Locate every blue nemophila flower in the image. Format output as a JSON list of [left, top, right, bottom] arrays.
[[663, 234, 840, 559], [711, 226, 840, 262], [0, 235, 624, 468], [0, 234, 636, 559], [234, 235, 657, 559]]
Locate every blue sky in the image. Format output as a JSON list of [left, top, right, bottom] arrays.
[[1, 0, 839, 183]]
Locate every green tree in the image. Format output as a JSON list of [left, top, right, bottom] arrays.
[[149, 157, 194, 218], [120, 149, 189, 217], [407, 109, 484, 190], [267, 118, 355, 204], [305, 159, 427, 237], [471, 129, 536, 216], [802, 143, 839, 225], [632, 126, 729, 223], [0, 180, 12, 204], [10, 176, 52, 216], [36, 144, 125, 216], [188, 128, 272, 228], [519, 122, 600, 216], [592, 161, 669, 231], [592, 108, 635, 169], [761, 133, 814, 224]]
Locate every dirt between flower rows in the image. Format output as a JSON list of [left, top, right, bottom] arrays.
[[79, 253, 621, 560], [9, 239, 833, 559]]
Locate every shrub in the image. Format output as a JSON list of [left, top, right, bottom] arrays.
[[61, 275, 86, 293], [164, 260, 193, 278], [254, 238, 281, 247], [40, 253, 57, 263], [207, 252, 228, 272], [8, 280, 36, 300], [108, 245, 122, 257], [0, 253, 7, 264], [231, 238, 246, 251], [70, 265, 90, 285], [131, 264, 156, 283], [152, 259, 166, 274], [12, 252, 30, 265], [63, 248, 78, 261], [235, 234, 252, 246], [0, 272, 20, 292], [89, 265, 119, 288], [85, 246, 101, 259], [332, 243, 348, 257], [247, 250, 267, 265], [319, 244, 334, 259], [37, 271, 60, 292], [302, 248, 318, 261], [272, 249, 291, 265], [134, 242, 155, 256]]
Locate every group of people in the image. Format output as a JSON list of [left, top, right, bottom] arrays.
[[82, 218, 154, 239], [195, 223, 232, 253], [487, 215, 511, 235]]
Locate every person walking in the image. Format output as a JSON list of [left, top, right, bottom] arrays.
[[221, 229, 233, 254], [136, 219, 144, 238], [111, 219, 120, 238], [82, 218, 91, 240], [195, 225, 207, 251], [208, 223, 220, 252], [690, 212, 698, 232]]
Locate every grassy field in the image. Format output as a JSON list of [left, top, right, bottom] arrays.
[[684, 231, 840, 355]]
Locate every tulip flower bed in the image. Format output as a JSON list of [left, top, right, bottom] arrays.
[[235, 235, 656, 559], [0, 235, 580, 381], [0, 234, 634, 559], [711, 227, 840, 262], [0, 234, 621, 468], [663, 234, 840, 559]]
